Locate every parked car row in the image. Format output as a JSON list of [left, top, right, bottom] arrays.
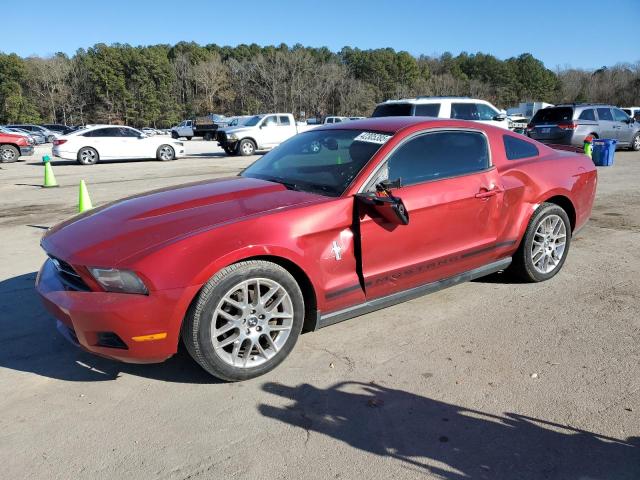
[[52, 125, 185, 165], [526, 104, 640, 151]]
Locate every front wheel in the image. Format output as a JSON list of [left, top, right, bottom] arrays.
[[238, 139, 256, 156], [511, 203, 571, 282], [186, 136, 193, 141], [0, 145, 19, 163], [182, 260, 305, 381], [156, 144, 175, 161], [631, 133, 640, 151]]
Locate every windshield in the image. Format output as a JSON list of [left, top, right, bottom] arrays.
[[242, 129, 391, 197], [244, 115, 263, 127], [372, 103, 413, 117]]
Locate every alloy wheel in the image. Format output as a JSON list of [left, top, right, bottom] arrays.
[[1, 148, 16, 161], [211, 278, 294, 368], [159, 145, 174, 160], [531, 214, 567, 274], [81, 149, 96, 163]]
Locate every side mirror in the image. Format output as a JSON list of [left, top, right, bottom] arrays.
[[493, 113, 507, 121], [356, 192, 409, 225]]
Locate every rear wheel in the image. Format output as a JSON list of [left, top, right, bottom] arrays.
[[204, 132, 213, 141], [182, 260, 304, 381], [511, 203, 571, 282], [156, 144, 175, 161], [77, 147, 99, 165], [631, 133, 640, 151], [186, 136, 193, 141], [223, 145, 236, 156], [0, 145, 19, 163], [238, 139, 256, 156]]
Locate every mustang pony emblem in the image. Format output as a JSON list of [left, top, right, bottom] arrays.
[[331, 241, 342, 261]]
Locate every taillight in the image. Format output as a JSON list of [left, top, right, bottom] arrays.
[[557, 122, 578, 130], [53, 139, 67, 146]]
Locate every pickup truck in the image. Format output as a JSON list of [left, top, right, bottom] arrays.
[[0, 131, 34, 162], [217, 113, 316, 156], [171, 114, 228, 141]]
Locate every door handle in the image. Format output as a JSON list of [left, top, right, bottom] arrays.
[[475, 187, 502, 199]]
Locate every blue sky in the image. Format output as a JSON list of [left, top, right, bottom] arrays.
[[4, 0, 638, 69]]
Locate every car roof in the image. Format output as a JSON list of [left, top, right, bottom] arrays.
[[377, 96, 490, 105], [314, 116, 500, 134]]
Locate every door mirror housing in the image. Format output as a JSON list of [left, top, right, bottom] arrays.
[[493, 113, 507, 121], [356, 192, 410, 225]]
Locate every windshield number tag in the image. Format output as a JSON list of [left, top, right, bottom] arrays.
[[354, 132, 392, 144]]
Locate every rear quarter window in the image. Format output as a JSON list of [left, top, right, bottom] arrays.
[[503, 135, 539, 160], [415, 103, 441, 116], [578, 109, 596, 121]]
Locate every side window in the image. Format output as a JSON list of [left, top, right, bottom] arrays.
[[451, 103, 479, 120], [386, 131, 489, 186], [186, 120, 193, 127], [578, 109, 595, 121], [278, 116, 291, 126], [612, 108, 630, 122], [503, 135, 539, 160], [476, 103, 498, 121], [120, 127, 140, 137], [263, 116, 277, 127], [596, 108, 613, 121], [83, 129, 104, 137], [415, 103, 441, 117]]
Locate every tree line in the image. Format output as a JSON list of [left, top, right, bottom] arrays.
[[0, 42, 638, 127]]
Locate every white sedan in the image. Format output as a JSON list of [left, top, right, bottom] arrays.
[[52, 125, 186, 165]]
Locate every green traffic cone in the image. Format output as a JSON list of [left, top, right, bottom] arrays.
[[43, 156, 59, 188], [78, 180, 93, 212]]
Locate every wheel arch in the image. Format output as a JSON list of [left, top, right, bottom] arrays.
[[540, 194, 576, 232], [183, 250, 319, 335], [239, 136, 258, 147]]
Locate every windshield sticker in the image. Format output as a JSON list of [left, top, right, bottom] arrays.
[[354, 132, 392, 144]]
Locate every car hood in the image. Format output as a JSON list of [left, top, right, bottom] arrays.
[[223, 126, 255, 136], [42, 177, 328, 266]]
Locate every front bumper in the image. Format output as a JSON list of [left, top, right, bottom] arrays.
[[19, 146, 34, 156], [36, 258, 199, 363]]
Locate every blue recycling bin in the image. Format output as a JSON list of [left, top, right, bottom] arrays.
[[592, 139, 616, 166]]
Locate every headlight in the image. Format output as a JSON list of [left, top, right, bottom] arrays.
[[227, 133, 237, 141], [88, 267, 148, 295]]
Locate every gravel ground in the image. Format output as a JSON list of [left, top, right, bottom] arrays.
[[1, 140, 639, 480]]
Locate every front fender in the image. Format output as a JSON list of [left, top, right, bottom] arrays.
[[191, 244, 318, 288]]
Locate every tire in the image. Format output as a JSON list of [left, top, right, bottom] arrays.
[[77, 147, 99, 165], [204, 132, 213, 141], [186, 136, 193, 141], [0, 145, 19, 163], [511, 203, 571, 282], [630, 133, 640, 151], [182, 260, 305, 381], [238, 139, 256, 156], [156, 144, 176, 161], [171, 131, 179, 139], [223, 146, 236, 156]]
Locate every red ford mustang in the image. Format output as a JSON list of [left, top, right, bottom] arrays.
[[36, 117, 597, 381]]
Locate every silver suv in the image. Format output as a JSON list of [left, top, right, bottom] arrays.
[[527, 104, 640, 150]]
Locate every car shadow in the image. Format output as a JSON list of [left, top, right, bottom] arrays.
[[26, 158, 162, 166], [0, 272, 219, 384], [258, 381, 640, 479]]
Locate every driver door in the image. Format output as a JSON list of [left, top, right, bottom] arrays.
[[358, 129, 506, 301]]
